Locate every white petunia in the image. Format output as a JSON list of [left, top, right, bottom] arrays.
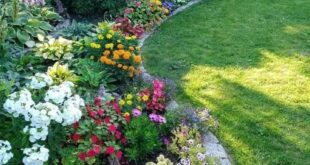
[[0, 140, 13, 165], [23, 144, 49, 165], [27, 73, 53, 90]]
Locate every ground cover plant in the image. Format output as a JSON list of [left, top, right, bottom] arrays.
[[142, 0, 310, 164]]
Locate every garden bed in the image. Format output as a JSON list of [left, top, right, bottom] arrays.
[[0, 0, 228, 164]]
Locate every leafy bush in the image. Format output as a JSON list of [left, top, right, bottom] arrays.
[[57, 20, 95, 40], [124, 115, 162, 163], [0, 0, 60, 50], [61, 0, 126, 17]]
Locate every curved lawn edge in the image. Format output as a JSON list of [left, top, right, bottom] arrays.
[[138, 1, 232, 164]]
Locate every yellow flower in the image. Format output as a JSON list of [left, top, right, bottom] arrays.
[[122, 65, 128, 70], [123, 112, 130, 117], [142, 95, 149, 101], [113, 54, 120, 60], [136, 106, 142, 110], [119, 99, 125, 106], [105, 43, 114, 49], [106, 34, 113, 39], [134, 55, 142, 63], [103, 50, 110, 56], [117, 64, 123, 68], [126, 100, 132, 105], [98, 34, 104, 40], [129, 46, 135, 51], [135, 46, 141, 51], [127, 94, 133, 100], [132, 35, 137, 39], [123, 51, 131, 60], [117, 44, 124, 49], [108, 30, 115, 35]]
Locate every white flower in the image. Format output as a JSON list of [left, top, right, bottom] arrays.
[[23, 144, 49, 165], [44, 81, 74, 105], [0, 140, 13, 165], [61, 95, 84, 126], [27, 73, 53, 90], [34, 102, 62, 123], [196, 153, 206, 161], [180, 158, 191, 165], [28, 126, 49, 143], [187, 139, 195, 145], [181, 146, 189, 152], [3, 89, 35, 121]]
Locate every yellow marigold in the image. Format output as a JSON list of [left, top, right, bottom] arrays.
[[125, 36, 132, 40], [113, 54, 120, 60], [105, 43, 114, 49], [106, 34, 113, 39], [119, 99, 125, 106], [118, 50, 125, 55], [123, 51, 131, 60], [134, 55, 142, 63], [98, 34, 104, 40], [126, 94, 133, 100], [109, 30, 115, 35], [129, 46, 135, 51], [128, 66, 135, 71], [126, 100, 132, 105], [117, 64, 123, 68], [122, 65, 128, 70], [123, 112, 130, 117], [100, 56, 108, 63], [103, 50, 110, 56], [142, 95, 149, 101], [131, 35, 137, 39], [117, 44, 124, 49]]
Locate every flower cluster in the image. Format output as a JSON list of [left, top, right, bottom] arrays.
[[86, 23, 142, 77], [113, 17, 144, 38], [35, 35, 74, 61], [120, 0, 169, 31], [68, 96, 128, 163], [28, 73, 53, 89], [22, 144, 49, 165], [169, 124, 209, 165], [0, 140, 13, 165], [146, 154, 173, 165], [20, 0, 46, 6]]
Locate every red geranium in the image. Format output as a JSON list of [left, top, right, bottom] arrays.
[[104, 117, 111, 124], [73, 122, 79, 129], [94, 97, 101, 107], [78, 152, 86, 161], [94, 145, 101, 154], [115, 131, 122, 140], [87, 149, 96, 157], [98, 108, 105, 116], [91, 135, 99, 144], [108, 124, 117, 133], [95, 119, 102, 126], [105, 146, 115, 155], [116, 150, 123, 159], [71, 133, 81, 142]]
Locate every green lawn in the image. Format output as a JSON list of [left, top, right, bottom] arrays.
[[142, 0, 310, 164]]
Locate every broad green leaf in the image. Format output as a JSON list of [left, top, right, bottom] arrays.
[[17, 29, 30, 44]]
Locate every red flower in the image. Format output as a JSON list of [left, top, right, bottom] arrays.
[[116, 151, 123, 159], [124, 115, 130, 123], [104, 117, 111, 124], [113, 102, 121, 114], [98, 109, 105, 116], [91, 135, 99, 144], [94, 145, 101, 154], [121, 137, 127, 145], [73, 122, 79, 129], [87, 149, 96, 157], [88, 111, 97, 118], [105, 146, 115, 155], [95, 119, 102, 126], [78, 152, 86, 161], [108, 125, 117, 133], [115, 131, 122, 140], [94, 97, 101, 106], [71, 133, 81, 142]]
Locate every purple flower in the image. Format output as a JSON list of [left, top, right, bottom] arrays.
[[132, 109, 142, 117], [149, 113, 159, 122], [163, 137, 170, 145]]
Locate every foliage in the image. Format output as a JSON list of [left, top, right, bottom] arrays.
[[124, 115, 162, 163], [65, 96, 128, 164], [121, 0, 169, 30], [61, 0, 126, 17], [168, 124, 210, 165], [146, 154, 173, 165], [34, 35, 74, 61], [57, 20, 95, 40], [47, 62, 78, 84], [84, 22, 142, 79], [113, 17, 144, 38], [0, 0, 60, 50]]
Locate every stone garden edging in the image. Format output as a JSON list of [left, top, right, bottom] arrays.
[[138, 1, 232, 164]]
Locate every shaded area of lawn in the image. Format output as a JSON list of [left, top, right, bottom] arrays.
[[142, 0, 310, 164]]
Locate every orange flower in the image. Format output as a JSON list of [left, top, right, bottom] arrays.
[[129, 46, 135, 51], [100, 56, 108, 63], [117, 44, 124, 50], [103, 50, 110, 56], [123, 51, 131, 60], [122, 65, 128, 70], [118, 50, 125, 55], [113, 54, 120, 60], [111, 61, 116, 65], [117, 64, 123, 68], [134, 55, 142, 63]]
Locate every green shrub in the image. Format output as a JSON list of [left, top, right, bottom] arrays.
[[57, 20, 95, 40], [124, 115, 162, 163], [61, 0, 127, 17]]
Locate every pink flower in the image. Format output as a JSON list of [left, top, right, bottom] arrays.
[[78, 152, 86, 161], [132, 109, 142, 117], [124, 8, 134, 15], [94, 145, 101, 154], [94, 97, 101, 106], [135, 1, 142, 7], [105, 146, 115, 155]]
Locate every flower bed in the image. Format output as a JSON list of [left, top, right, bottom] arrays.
[[0, 0, 217, 164]]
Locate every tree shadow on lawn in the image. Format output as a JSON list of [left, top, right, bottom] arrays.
[[178, 78, 310, 165]]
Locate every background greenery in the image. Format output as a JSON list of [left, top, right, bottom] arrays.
[[142, 0, 310, 164]]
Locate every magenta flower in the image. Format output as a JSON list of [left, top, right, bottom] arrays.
[[132, 109, 142, 117]]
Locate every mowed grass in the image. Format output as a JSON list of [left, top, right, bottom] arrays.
[[142, 0, 310, 164]]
